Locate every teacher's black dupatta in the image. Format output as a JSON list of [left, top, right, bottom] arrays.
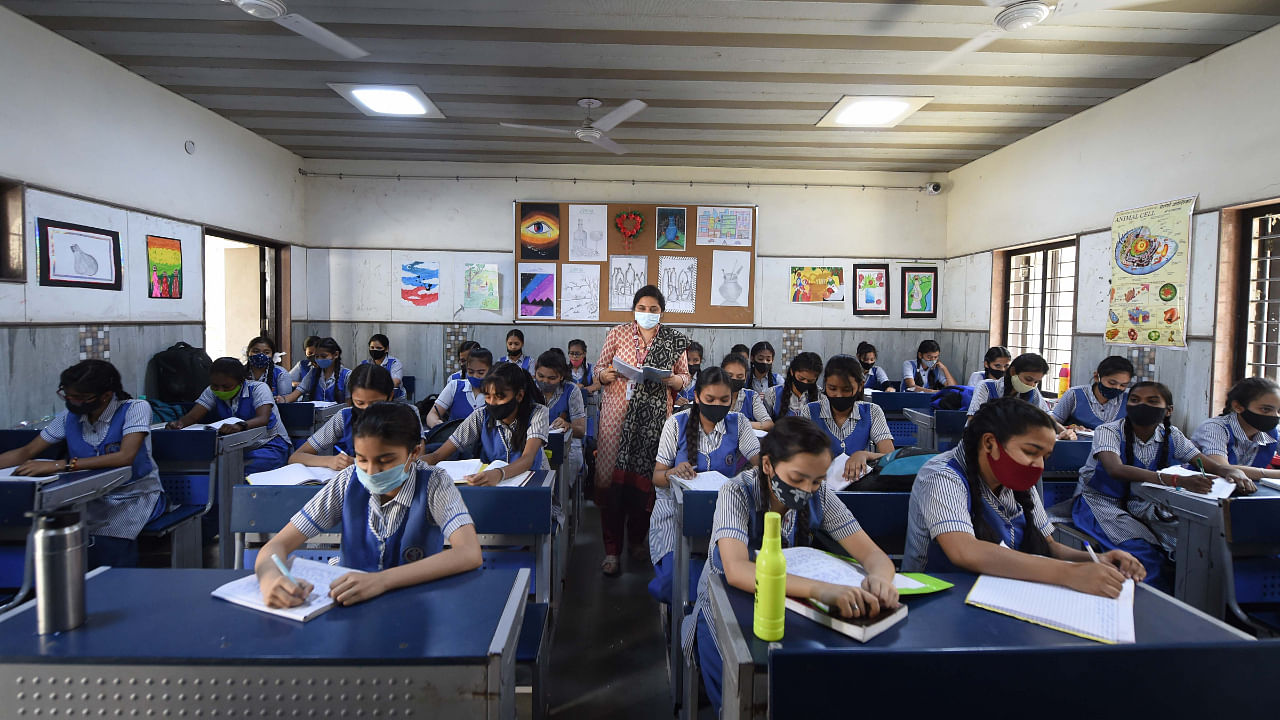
[[613, 325, 690, 491]]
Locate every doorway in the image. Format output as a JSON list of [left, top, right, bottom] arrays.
[[203, 233, 280, 361]]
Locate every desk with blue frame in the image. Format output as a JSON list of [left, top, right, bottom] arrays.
[[708, 572, 1258, 720], [277, 401, 342, 448], [0, 566, 530, 720]]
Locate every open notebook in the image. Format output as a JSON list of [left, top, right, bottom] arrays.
[[247, 464, 339, 486], [211, 558, 359, 622], [612, 358, 672, 384], [781, 547, 927, 591], [965, 574, 1135, 644], [438, 459, 530, 487], [675, 471, 731, 493], [1141, 465, 1238, 500]]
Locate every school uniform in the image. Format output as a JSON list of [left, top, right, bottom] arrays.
[[39, 397, 165, 567], [677, 372, 699, 403], [298, 366, 353, 403], [863, 364, 892, 392], [730, 388, 769, 424], [303, 404, 422, 457], [447, 403, 551, 471], [902, 446, 1054, 572], [804, 395, 893, 458], [648, 410, 760, 605], [901, 359, 947, 391], [967, 370, 995, 387], [288, 359, 313, 385], [1071, 419, 1201, 584], [749, 371, 784, 395], [1052, 384, 1127, 429], [291, 461, 473, 572], [249, 363, 292, 398], [195, 380, 292, 473], [686, 474, 861, 713], [543, 382, 587, 492], [967, 378, 1052, 416], [496, 354, 533, 372], [764, 383, 813, 420], [570, 361, 598, 415], [361, 355, 407, 400], [434, 377, 487, 423], [1192, 413, 1278, 468]]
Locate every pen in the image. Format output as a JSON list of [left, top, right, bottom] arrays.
[[271, 553, 300, 589], [1194, 457, 1208, 481], [1083, 541, 1101, 564]]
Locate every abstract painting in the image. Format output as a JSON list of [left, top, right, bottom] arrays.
[[658, 256, 697, 313], [711, 250, 749, 307], [519, 262, 557, 318], [901, 266, 937, 319], [146, 235, 182, 299], [608, 255, 648, 311], [695, 206, 753, 246], [656, 207, 686, 251], [37, 217, 122, 290], [561, 263, 601, 321], [399, 259, 440, 307], [519, 203, 561, 260], [463, 262, 500, 311], [852, 263, 890, 316], [789, 266, 844, 303], [568, 204, 607, 262]]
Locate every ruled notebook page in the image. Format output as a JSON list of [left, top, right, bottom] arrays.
[[966, 574, 1135, 644]]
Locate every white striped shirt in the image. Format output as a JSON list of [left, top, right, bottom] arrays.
[[1191, 413, 1276, 467], [364, 355, 405, 382], [749, 371, 783, 395], [291, 462, 473, 542], [248, 364, 293, 397], [434, 379, 486, 416], [764, 384, 813, 418], [195, 380, 291, 449], [1051, 384, 1125, 426], [803, 395, 894, 450], [544, 384, 587, 422], [730, 389, 769, 421], [448, 404, 551, 462], [303, 404, 421, 454], [967, 379, 1052, 416]]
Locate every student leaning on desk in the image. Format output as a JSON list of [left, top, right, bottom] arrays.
[[254, 402, 482, 608]]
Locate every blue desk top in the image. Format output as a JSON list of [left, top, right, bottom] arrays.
[[0, 568, 519, 665], [723, 573, 1245, 667]]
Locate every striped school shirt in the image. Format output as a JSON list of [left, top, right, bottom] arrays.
[[291, 461, 473, 542], [1191, 413, 1276, 467]]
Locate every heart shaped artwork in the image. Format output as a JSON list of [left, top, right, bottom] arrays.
[[614, 211, 645, 240]]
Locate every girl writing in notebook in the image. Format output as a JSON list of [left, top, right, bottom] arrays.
[[687, 416, 898, 714], [1052, 355, 1133, 430], [904, 397, 1144, 594], [719, 353, 772, 431], [167, 357, 293, 473], [1192, 377, 1280, 480], [283, 337, 351, 403], [648, 367, 761, 605], [424, 363, 550, 485], [803, 354, 895, 485], [289, 364, 400, 470], [1071, 382, 1249, 586], [255, 402, 482, 608], [764, 351, 823, 420], [426, 347, 492, 428], [245, 336, 292, 403]]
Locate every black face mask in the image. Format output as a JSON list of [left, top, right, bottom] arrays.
[[827, 394, 856, 412], [487, 398, 519, 421], [859, 360, 874, 371], [1096, 383, 1125, 400], [369, 349, 387, 361], [1241, 409, 1280, 433], [728, 378, 746, 394], [1126, 403, 1167, 427], [508, 348, 522, 358], [769, 474, 812, 512], [987, 368, 1006, 379], [752, 361, 772, 376], [792, 379, 817, 393], [688, 364, 702, 377], [64, 395, 106, 417], [699, 403, 731, 424]]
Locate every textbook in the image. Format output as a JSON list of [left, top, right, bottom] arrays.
[[211, 558, 358, 622], [446, 459, 531, 487], [965, 574, 1135, 644], [611, 358, 672, 384], [780, 547, 946, 593], [247, 464, 338, 486], [676, 471, 731, 493], [784, 597, 907, 642], [1141, 465, 1237, 500]]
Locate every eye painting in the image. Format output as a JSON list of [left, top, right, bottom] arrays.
[[519, 203, 561, 260]]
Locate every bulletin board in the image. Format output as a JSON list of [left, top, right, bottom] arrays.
[[513, 201, 756, 326]]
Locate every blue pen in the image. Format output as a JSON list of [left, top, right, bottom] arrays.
[[1083, 541, 1101, 564], [271, 553, 301, 589]]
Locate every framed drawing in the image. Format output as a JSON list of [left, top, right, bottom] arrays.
[[900, 266, 937, 319], [36, 217, 122, 290], [851, 263, 890, 316]]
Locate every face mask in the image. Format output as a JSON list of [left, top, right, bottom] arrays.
[[634, 311, 661, 330], [1010, 375, 1037, 394], [1126, 403, 1167, 427], [1241, 409, 1280, 434], [792, 378, 816, 393], [64, 396, 105, 416], [769, 474, 812, 513], [302, 357, 314, 371], [487, 398, 519, 421], [356, 460, 411, 496], [467, 376, 485, 390], [248, 353, 271, 368], [1096, 383, 1125, 400], [212, 385, 242, 403], [315, 357, 334, 370], [699, 402, 731, 424], [920, 358, 936, 369], [987, 441, 1042, 492], [987, 368, 1006, 379], [508, 347, 522, 358], [827, 394, 856, 412], [536, 380, 559, 396], [570, 357, 584, 367], [860, 360, 874, 371], [688, 364, 702, 377], [752, 361, 772, 376], [369, 349, 387, 361], [728, 378, 746, 394]]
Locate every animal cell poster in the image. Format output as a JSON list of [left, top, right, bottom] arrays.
[[146, 235, 182, 299], [37, 218, 122, 290], [463, 262, 500, 311], [1107, 196, 1195, 348], [518, 262, 557, 319], [519, 203, 561, 260], [658, 256, 697, 313], [789, 266, 844, 303], [399, 259, 440, 307]]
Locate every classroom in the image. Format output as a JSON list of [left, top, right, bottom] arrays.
[[1, 1, 1278, 718]]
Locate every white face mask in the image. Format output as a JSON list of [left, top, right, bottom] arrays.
[[634, 311, 662, 329]]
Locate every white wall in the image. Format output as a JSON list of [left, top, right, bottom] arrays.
[[946, 23, 1280, 256], [0, 6, 304, 246]]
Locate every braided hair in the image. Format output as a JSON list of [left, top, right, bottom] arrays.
[[1002, 352, 1048, 398], [59, 359, 131, 401], [1123, 381, 1173, 469], [481, 362, 542, 453], [303, 337, 346, 403], [773, 351, 823, 419], [960, 397, 1054, 556], [756, 416, 832, 549], [684, 367, 733, 468], [751, 341, 778, 387]]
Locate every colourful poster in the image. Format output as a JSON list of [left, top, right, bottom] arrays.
[[519, 203, 561, 260], [463, 262, 499, 310], [695, 206, 753, 246], [789, 266, 844, 303], [901, 266, 937, 318], [518, 262, 557, 319], [399, 260, 440, 306], [853, 264, 889, 316], [146, 235, 182, 299], [1106, 196, 1195, 348], [656, 207, 687, 250]]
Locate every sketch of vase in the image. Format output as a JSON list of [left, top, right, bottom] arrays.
[[70, 244, 99, 276], [574, 219, 588, 256], [720, 265, 743, 303]]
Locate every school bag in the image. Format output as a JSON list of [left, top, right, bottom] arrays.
[[930, 385, 974, 411], [855, 447, 937, 492], [149, 341, 212, 403]]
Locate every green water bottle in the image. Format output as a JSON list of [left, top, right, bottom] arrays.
[[753, 511, 787, 641]]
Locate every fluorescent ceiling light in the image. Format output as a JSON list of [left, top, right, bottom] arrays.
[[327, 83, 446, 118], [816, 96, 932, 128]]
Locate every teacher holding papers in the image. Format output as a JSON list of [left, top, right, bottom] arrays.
[[594, 285, 691, 576]]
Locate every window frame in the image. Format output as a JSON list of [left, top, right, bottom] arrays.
[[1001, 237, 1079, 395], [1235, 204, 1280, 383]]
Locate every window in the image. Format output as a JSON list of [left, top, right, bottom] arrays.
[[1004, 239, 1076, 394], [1242, 207, 1280, 381]]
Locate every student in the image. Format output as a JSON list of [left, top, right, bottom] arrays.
[[448, 340, 481, 382], [567, 338, 600, 398], [649, 367, 761, 604], [856, 341, 894, 393], [730, 343, 750, 359], [968, 353, 1075, 439], [1193, 377, 1280, 479], [290, 364, 398, 470], [425, 363, 550, 484], [901, 339, 955, 392], [675, 341, 705, 406], [362, 333, 406, 401], [967, 346, 1013, 387], [284, 337, 351, 403], [764, 351, 822, 420], [720, 353, 773, 431], [0, 360, 164, 568], [426, 347, 492, 428], [903, 397, 1145, 595], [254, 402, 482, 608], [288, 335, 321, 386], [687, 416, 899, 713], [497, 329, 532, 371], [246, 336, 292, 402], [168, 357, 293, 473], [748, 341, 784, 394], [1071, 382, 1250, 585], [1052, 356, 1134, 430], [534, 349, 587, 490], [805, 355, 895, 483]]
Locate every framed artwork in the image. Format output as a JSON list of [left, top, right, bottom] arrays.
[[900, 266, 937, 319], [36, 217, 122, 290], [852, 263, 890, 316], [146, 235, 182, 299]]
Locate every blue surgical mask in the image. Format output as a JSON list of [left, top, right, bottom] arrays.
[[467, 376, 485, 390], [315, 357, 334, 369], [634, 311, 661, 330], [356, 460, 411, 495]]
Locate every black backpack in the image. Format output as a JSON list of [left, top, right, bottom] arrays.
[[149, 342, 213, 403]]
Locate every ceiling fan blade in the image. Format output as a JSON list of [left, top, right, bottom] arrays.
[[274, 13, 369, 59], [923, 29, 1002, 74], [1052, 0, 1155, 17], [586, 135, 629, 155], [591, 100, 647, 132], [499, 122, 575, 136]]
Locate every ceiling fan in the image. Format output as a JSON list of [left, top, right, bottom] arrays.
[[926, 0, 1160, 74], [499, 99, 648, 155], [219, 0, 369, 59]]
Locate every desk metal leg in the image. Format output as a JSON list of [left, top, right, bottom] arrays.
[[216, 452, 246, 569], [489, 568, 530, 720], [670, 514, 686, 711], [710, 577, 758, 720], [536, 533, 551, 604], [1174, 515, 1226, 618]]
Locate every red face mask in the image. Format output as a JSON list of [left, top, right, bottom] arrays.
[[987, 441, 1042, 491], [570, 357, 584, 367]]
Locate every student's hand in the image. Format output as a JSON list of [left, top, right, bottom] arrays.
[[260, 573, 314, 608], [165, 420, 183, 430], [845, 452, 875, 482], [861, 575, 900, 610], [465, 468, 504, 486], [329, 571, 388, 606], [328, 453, 354, 471], [218, 422, 247, 436], [1102, 550, 1147, 581], [1062, 561, 1126, 598], [550, 417, 571, 431], [669, 462, 697, 480], [274, 395, 287, 404], [1225, 468, 1256, 494], [813, 582, 881, 618], [15, 459, 63, 477], [1176, 472, 1215, 495], [673, 396, 690, 406], [1057, 427, 1077, 441]]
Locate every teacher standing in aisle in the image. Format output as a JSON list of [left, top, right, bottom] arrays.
[[594, 285, 691, 577]]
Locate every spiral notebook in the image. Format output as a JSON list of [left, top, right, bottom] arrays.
[[211, 558, 359, 622], [965, 574, 1135, 644]]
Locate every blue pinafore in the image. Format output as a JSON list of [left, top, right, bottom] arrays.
[[1070, 434, 1166, 582], [736, 388, 760, 422], [65, 400, 165, 525], [445, 379, 484, 423], [211, 388, 291, 473], [478, 407, 547, 471], [807, 400, 873, 457], [924, 454, 1027, 572], [340, 467, 443, 572], [980, 379, 1038, 406], [1226, 421, 1278, 467], [307, 367, 350, 402], [902, 360, 946, 392], [1065, 386, 1126, 429]]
